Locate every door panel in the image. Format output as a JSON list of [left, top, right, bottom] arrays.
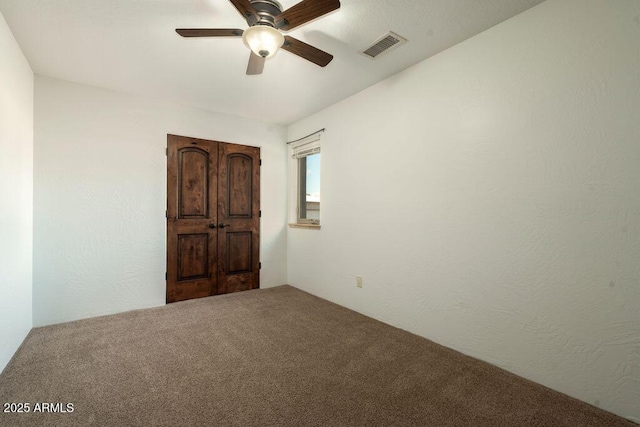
[[226, 232, 252, 274], [167, 135, 260, 303], [177, 233, 209, 281], [217, 142, 260, 295], [167, 135, 218, 303], [227, 154, 253, 218], [178, 149, 210, 219]]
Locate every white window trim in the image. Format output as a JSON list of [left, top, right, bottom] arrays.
[[288, 132, 322, 229]]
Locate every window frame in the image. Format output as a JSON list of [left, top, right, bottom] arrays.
[[289, 133, 322, 229], [296, 154, 320, 225]]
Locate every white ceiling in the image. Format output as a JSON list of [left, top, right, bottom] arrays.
[[0, 0, 544, 125]]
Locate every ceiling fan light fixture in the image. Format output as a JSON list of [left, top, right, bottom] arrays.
[[242, 25, 284, 58]]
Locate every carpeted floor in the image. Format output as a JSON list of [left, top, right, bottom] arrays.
[[0, 285, 634, 426]]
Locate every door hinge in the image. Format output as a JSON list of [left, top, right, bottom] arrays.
[[165, 148, 168, 156], [165, 272, 167, 281], [259, 262, 262, 269], [260, 159, 262, 166], [259, 210, 262, 217], [165, 210, 168, 218]]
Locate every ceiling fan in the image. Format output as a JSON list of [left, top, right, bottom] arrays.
[[176, 0, 340, 75]]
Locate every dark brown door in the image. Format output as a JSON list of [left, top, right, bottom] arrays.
[[217, 142, 261, 294], [166, 135, 260, 303]]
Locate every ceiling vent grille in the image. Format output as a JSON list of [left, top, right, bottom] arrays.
[[361, 31, 407, 59]]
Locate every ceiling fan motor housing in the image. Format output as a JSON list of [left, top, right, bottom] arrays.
[[249, 0, 283, 28]]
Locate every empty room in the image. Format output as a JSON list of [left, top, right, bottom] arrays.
[[1, 0, 638, 425]]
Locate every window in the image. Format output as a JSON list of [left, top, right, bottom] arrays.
[[290, 133, 321, 228], [298, 152, 320, 223]]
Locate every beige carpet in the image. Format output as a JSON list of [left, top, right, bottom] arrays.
[[0, 285, 634, 426]]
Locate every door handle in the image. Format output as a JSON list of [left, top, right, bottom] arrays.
[[218, 223, 230, 229], [208, 223, 217, 229]]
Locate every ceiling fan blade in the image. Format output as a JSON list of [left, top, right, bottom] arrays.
[[246, 52, 265, 75], [276, 0, 340, 31], [176, 28, 244, 37], [282, 36, 333, 67], [229, 0, 259, 26]]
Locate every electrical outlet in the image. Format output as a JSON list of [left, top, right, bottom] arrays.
[[357, 276, 363, 288]]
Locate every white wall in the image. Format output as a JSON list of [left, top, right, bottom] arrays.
[[34, 76, 288, 326], [0, 12, 33, 373], [287, 0, 640, 421]]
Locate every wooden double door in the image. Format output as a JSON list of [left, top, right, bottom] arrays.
[[166, 134, 260, 303]]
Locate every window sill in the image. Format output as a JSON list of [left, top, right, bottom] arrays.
[[288, 223, 321, 230]]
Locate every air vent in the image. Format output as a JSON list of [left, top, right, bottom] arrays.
[[361, 31, 407, 59]]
